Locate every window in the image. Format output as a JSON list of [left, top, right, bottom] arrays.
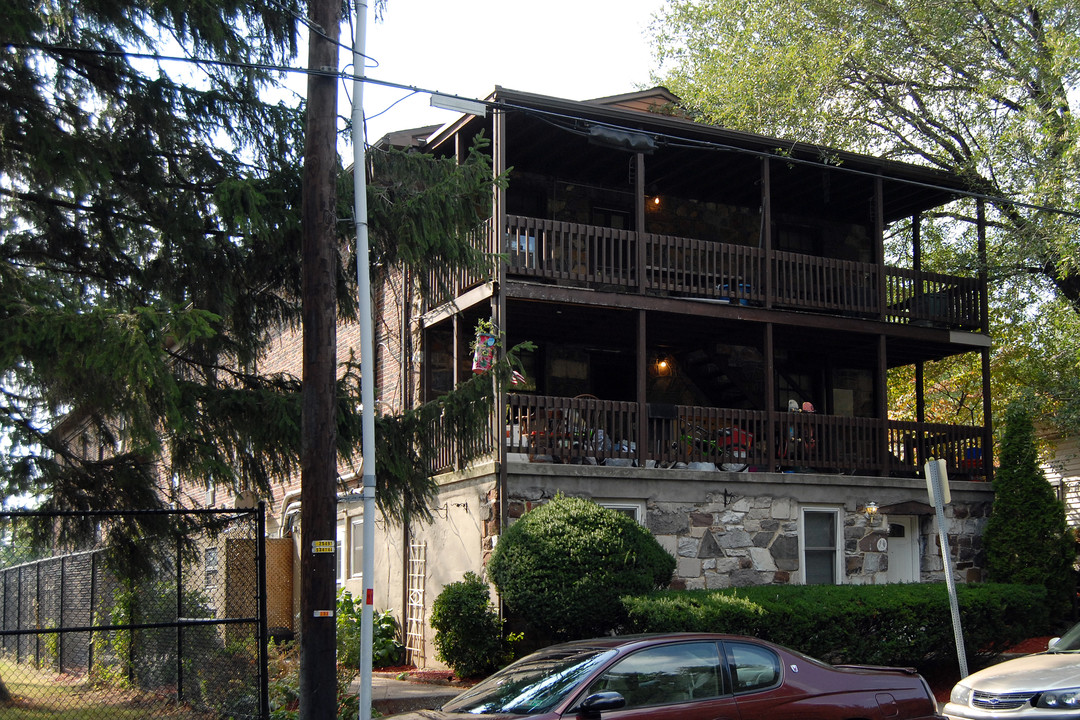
[[597, 500, 646, 525], [800, 507, 842, 584], [204, 547, 219, 592], [585, 641, 724, 708], [726, 642, 781, 693], [350, 517, 363, 579]]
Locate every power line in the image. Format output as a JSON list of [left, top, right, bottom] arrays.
[[7, 41, 1080, 221], [495, 100, 1080, 221]]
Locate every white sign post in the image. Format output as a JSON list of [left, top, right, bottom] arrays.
[[926, 458, 968, 678]]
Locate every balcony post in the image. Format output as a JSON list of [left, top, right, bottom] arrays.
[[874, 175, 886, 321], [765, 323, 775, 466], [493, 105, 509, 527], [635, 153, 647, 295], [978, 199, 993, 482], [636, 309, 647, 466], [761, 157, 773, 309], [878, 333, 889, 476]]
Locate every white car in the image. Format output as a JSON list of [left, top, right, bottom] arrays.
[[944, 623, 1080, 718]]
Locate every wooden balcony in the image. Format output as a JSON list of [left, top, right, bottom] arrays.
[[496, 216, 984, 331], [496, 395, 986, 480], [427, 394, 986, 479]]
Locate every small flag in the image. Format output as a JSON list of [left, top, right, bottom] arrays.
[[511, 370, 526, 385]]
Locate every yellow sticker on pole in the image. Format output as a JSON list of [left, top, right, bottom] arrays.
[[312, 540, 335, 553]]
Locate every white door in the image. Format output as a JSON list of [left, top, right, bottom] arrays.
[[887, 516, 920, 583]]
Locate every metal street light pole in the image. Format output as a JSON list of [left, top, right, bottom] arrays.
[[351, 1, 376, 718]]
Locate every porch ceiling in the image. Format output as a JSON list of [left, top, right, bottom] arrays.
[[443, 93, 965, 224], [503, 296, 972, 369]]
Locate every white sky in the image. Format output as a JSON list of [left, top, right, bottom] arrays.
[[351, 0, 668, 143]]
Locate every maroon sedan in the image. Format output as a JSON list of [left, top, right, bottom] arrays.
[[389, 633, 942, 720]]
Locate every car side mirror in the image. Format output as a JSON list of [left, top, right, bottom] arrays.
[[578, 692, 626, 718], [1049, 637, 1061, 649]]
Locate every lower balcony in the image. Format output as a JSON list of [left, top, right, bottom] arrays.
[[491, 395, 985, 481]]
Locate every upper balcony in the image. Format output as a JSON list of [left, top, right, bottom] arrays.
[[503, 215, 984, 332], [427, 214, 985, 335]]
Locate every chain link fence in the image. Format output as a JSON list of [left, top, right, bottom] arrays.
[[0, 506, 270, 719]]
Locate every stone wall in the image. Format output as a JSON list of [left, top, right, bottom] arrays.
[[503, 471, 992, 589]]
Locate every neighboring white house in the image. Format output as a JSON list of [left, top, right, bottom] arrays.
[[1041, 432, 1080, 526]]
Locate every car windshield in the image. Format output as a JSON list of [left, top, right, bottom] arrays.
[[442, 646, 616, 715], [1048, 623, 1080, 653]]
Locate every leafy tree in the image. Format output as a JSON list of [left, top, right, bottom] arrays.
[[488, 495, 676, 641], [983, 405, 1076, 615], [651, 0, 1080, 431]]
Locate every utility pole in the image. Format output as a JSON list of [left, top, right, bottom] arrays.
[[299, 0, 342, 714], [350, 2, 377, 718]]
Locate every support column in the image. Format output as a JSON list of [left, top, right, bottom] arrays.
[[878, 334, 889, 475], [637, 309, 647, 465], [761, 157, 773, 309], [764, 323, 775, 465], [636, 153, 647, 295]]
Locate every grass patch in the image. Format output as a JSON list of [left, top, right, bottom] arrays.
[[0, 656, 213, 719]]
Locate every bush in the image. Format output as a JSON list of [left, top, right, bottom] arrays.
[[336, 590, 404, 669], [622, 582, 1049, 671], [487, 494, 676, 640], [430, 572, 506, 678]]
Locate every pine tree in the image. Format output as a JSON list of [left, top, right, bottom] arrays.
[[0, 1, 505, 541], [983, 405, 1077, 615]]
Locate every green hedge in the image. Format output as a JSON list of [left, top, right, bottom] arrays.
[[621, 583, 1049, 670]]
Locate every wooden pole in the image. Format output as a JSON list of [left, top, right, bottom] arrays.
[[299, 0, 342, 714]]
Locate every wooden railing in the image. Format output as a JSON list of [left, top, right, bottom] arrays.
[[428, 408, 496, 476], [645, 234, 766, 303], [496, 216, 984, 330], [772, 252, 879, 316], [490, 394, 988, 480], [884, 267, 983, 330]]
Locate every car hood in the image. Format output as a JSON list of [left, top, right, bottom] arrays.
[[383, 710, 531, 720], [962, 653, 1080, 692]]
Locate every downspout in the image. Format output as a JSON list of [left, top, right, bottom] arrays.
[[635, 152, 647, 464], [493, 103, 508, 542]]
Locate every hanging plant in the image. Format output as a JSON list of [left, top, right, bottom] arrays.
[[471, 319, 499, 374]]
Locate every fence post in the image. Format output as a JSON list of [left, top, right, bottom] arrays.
[[17, 563, 23, 663], [35, 560, 41, 668], [88, 551, 96, 675], [59, 556, 65, 674], [176, 534, 184, 704], [257, 502, 269, 720]]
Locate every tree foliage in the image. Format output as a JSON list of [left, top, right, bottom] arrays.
[[652, 0, 1080, 431], [487, 495, 676, 641], [0, 0, 505, 546], [983, 405, 1076, 614]]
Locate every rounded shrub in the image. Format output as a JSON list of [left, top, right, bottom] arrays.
[[487, 494, 676, 640], [430, 571, 504, 678]]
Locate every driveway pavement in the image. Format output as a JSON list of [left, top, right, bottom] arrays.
[[359, 672, 463, 715]]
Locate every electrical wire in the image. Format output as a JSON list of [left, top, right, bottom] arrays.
[[492, 100, 1080, 221], [6, 41, 1080, 221]]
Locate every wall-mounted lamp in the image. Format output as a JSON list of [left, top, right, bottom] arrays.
[[863, 501, 881, 525], [650, 352, 675, 378]]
